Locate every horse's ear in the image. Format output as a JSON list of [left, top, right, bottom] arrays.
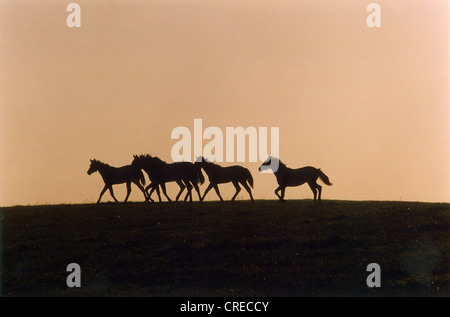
[[90, 159, 94, 162]]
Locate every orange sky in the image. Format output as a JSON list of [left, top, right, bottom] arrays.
[[0, 0, 448, 206]]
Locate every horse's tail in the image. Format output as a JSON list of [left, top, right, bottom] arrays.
[[318, 169, 332, 186], [246, 169, 254, 188], [139, 170, 146, 186], [197, 166, 205, 185]]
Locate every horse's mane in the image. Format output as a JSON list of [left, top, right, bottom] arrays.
[[277, 159, 286, 168], [196, 156, 219, 166], [138, 154, 167, 165], [91, 159, 110, 168]]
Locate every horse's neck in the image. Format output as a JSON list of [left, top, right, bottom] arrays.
[[202, 162, 220, 174], [97, 163, 114, 177], [155, 158, 168, 166], [146, 159, 166, 169], [274, 163, 287, 175]]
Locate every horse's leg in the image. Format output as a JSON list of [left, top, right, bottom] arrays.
[[231, 181, 241, 201], [108, 185, 119, 203], [316, 183, 322, 201], [241, 181, 254, 201], [97, 185, 108, 203], [134, 181, 149, 202], [182, 181, 190, 201], [274, 186, 283, 201], [124, 182, 132, 202], [161, 183, 172, 202], [192, 182, 202, 202], [145, 183, 154, 202], [182, 180, 189, 201], [213, 184, 224, 201], [308, 182, 318, 201], [184, 181, 193, 202], [201, 183, 214, 201], [155, 186, 162, 202], [149, 184, 162, 202], [175, 180, 185, 201], [131, 180, 148, 202], [280, 187, 286, 201]]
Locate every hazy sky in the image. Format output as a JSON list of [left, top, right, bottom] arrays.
[[0, 0, 448, 206]]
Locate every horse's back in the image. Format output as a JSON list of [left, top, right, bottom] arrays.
[[205, 164, 250, 183], [105, 164, 143, 184], [228, 165, 252, 180], [277, 165, 319, 186], [171, 161, 198, 173], [115, 164, 140, 173], [295, 166, 318, 174], [226, 165, 250, 173], [162, 161, 199, 181]]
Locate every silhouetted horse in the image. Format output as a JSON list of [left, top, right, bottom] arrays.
[[195, 156, 254, 201], [131, 154, 205, 202], [259, 156, 332, 201], [87, 159, 148, 203]]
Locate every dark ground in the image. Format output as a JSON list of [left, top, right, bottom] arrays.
[[1, 200, 449, 296]]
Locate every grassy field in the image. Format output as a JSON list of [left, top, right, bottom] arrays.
[[1, 200, 449, 296]]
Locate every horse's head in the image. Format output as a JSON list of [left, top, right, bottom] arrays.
[[258, 156, 279, 173], [87, 159, 100, 175], [132, 154, 154, 167], [131, 154, 143, 168]]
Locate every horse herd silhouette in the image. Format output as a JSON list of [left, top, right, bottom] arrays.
[[87, 155, 333, 204]]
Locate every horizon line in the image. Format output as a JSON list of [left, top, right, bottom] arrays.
[[2, 198, 449, 209]]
